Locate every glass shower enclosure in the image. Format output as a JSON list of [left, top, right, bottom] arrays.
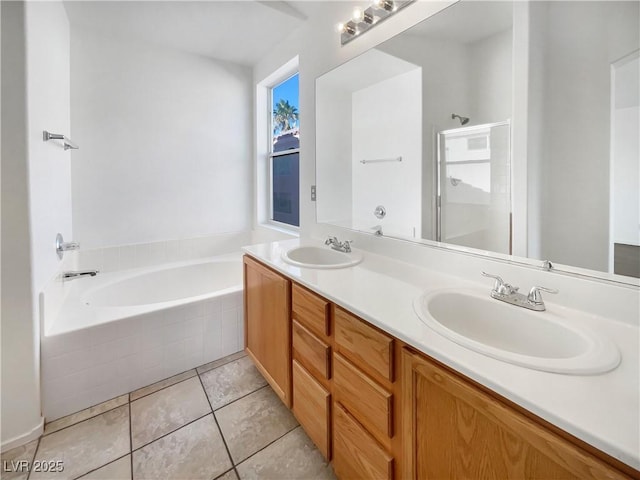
[[436, 121, 512, 255]]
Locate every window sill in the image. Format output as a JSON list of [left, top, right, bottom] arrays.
[[260, 221, 300, 238]]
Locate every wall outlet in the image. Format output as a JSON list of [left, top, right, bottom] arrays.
[[311, 185, 316, 201]]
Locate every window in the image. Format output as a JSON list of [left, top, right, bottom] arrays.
[[269, 73, 299, 227]]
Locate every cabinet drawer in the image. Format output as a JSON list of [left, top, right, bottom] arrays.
[[293, 320, 331, 380], [292, 284, 330, 338], [333, 401, 393, 480], [292, 360, 331, 460], [334, 353, 393, 443], [334, 306, 394, 383]]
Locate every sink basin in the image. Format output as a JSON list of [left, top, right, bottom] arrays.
[[413, 289, 620, 375], [281, 246, 363, 269]]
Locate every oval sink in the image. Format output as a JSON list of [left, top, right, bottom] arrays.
[[281, 246, 363, 269], [414, 289, 620, 375]]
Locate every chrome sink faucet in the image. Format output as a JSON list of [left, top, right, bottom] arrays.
[[325, 236, 353, 253], [481, 272, 558, 312], [62, 270, 99, 282]]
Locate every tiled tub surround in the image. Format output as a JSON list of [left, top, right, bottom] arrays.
[[243, 238, 640, 471], [41, 254, 244, 421], [1, 352, 335, 480]]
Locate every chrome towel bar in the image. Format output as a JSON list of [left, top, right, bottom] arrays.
[[360, 156, 402, 164], [43, 130, 78, 150]]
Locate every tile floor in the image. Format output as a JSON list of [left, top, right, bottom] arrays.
[[1, 352, 336, 480]]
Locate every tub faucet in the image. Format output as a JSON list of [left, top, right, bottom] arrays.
[[62, 270, 99, 282]]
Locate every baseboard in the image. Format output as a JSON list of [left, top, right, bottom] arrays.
[[1, 417, 44, 452]]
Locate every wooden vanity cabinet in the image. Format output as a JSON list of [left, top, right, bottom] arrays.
[[401, 348, 634, 480], [243, 257, 637, 480], [243, 255, 292, 407]]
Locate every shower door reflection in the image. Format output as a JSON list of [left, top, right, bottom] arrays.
[[437, 121, 511, 254]]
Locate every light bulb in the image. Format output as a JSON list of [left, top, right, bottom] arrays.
[[352, 6, 364, 22], [336, 22, 345, 33]]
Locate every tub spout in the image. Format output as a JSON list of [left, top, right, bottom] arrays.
[[62, 270, 99, 282]]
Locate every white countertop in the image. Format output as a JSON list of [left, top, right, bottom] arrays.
[[243, 238, 640, 471]]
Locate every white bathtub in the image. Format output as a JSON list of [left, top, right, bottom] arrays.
[[41, 253, 245, 421], [84, 260, 240, 308]]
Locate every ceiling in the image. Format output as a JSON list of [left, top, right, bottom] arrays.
[[63, 1, 324, 66]]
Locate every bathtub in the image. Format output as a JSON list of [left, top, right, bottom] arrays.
[[41, 253, 244, 421]]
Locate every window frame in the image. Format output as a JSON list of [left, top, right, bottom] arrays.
[[267, 71, 300, 230]]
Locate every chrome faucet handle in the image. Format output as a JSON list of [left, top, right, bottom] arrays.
[[325, 236, 337, 245], [343, 240, 353, 252], [481, 271, 505, 291], [481, 272, 518, 295], [527, 286, 559, 304]]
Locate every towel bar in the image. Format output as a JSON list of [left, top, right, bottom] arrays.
[[360, 156, 402, 164]]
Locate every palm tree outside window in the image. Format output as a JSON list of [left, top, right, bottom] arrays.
[[270, 73, 300, 227]]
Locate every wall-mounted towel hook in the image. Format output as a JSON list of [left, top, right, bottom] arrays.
[[43, 131, 79, 150]]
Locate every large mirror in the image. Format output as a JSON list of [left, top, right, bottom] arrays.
[[316, 0, 639, 282]]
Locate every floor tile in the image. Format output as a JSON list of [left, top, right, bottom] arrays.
[[200, 356, 266, 410], [236, 426, 336, 480], [215, 469, 238, 480], [31, 405, 130, 480], [0, 439, 39, 480], [131, 376, 210, 449], [215, 386, 298, 464], [130, 369, 196, 401], [132, 414, 231, 480], [44, 394, 129, 435], [197, 351, 247, 375], [78, 455, 131, 479]]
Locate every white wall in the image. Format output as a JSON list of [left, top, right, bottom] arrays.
[[26, 1, 73, 315], [468, 29, 513, 126], [71, 27, 253, 248], [612, 55, 640, 248], [536, 1, 639, 272], [612, 104, 640, 246], [315, 85, 352, 226], [1, 1, 43, 449], [352, 69, 422, 238]]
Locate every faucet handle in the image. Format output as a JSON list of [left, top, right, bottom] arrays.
[[481, 272, 518, 295], [343, 240, 353, 252], [528, 286, 559, 304], [325, 236, 336, 245], [481, 271, 505, 290]]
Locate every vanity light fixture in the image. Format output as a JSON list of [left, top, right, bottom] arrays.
[[337, 0, 415, 45]]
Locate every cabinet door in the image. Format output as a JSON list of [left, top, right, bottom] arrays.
[[401, 348, 630, 480], [244, 256, 291, 407], [333, 402, 394, 480], [292, 360, 331, 460]]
